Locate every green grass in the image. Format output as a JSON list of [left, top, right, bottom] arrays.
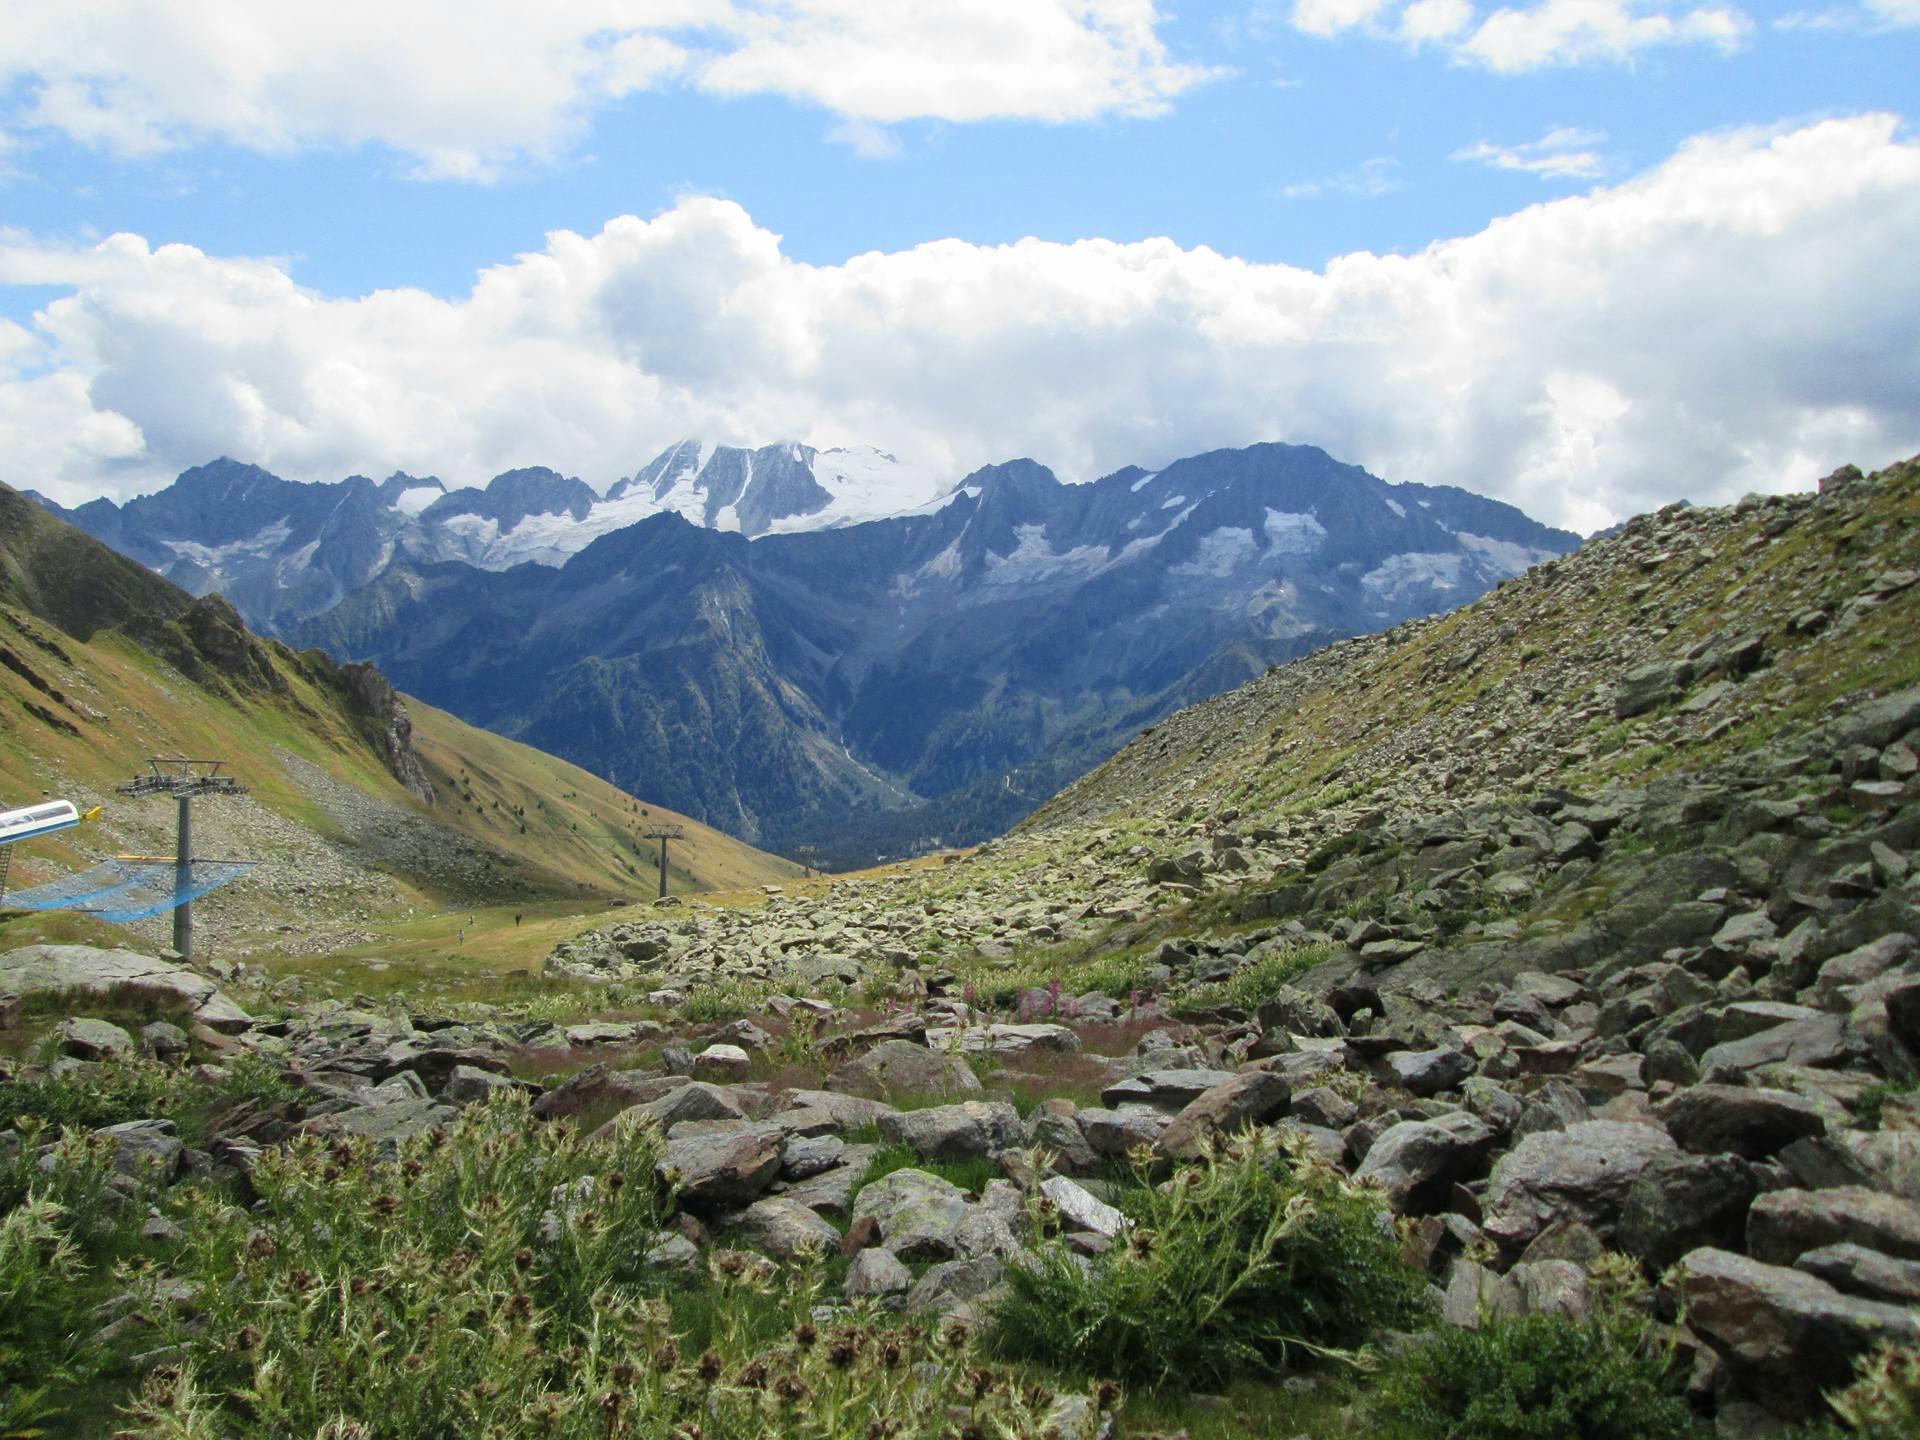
[[848, 1143, 1001, 1206], [1855, 1077, 1920, 1130], [1171, 942, 1337, 1017]]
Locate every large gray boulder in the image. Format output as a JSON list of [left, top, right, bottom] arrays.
[[924, 1024, 1081, 1058], [311, 1098, 455, 1159], [732, 1196, 840, 1259], [1482, 1120, 1678, 1254], [1655, 1084, 1827, 1160], [851, 1168, 972, 1259], [94, 1118, 185, 1183], [826, 1040, 982, 1101], [1699, 1012, 1848, 1078], [844, 1246, 912, 1300], [1680, 1247, 1920, 1417], [1617, 1152, 1758, 1271], [1796, 1242, 1920, 1305], [877, 1101, 1025, 1161], [1354, 1113, 1495, 1216], [1747, 1186, 1920, 1266], [56, 1016, 135, 1059], [0, 945, 251, 1031], [1038, 1175, 1128, 1237], [1074, 1105, 1169, 1158], [588, 1080, 744, 1140], [904, 1256, 1004, 1316], [1385, 1046, 1474, 1097], [1100, 1069, 1237, 1112], [1157, 1072, 1292, 1162], [656, 1123, 782, 1210]]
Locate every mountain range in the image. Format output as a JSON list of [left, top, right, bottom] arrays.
[[33, 441, 1580, 864]]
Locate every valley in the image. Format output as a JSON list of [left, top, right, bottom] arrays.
[[46, 441, 1579, 865], [2, 449, 1916, 1437]]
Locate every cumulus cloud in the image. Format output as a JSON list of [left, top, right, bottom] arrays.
[[2, 115, 1917, 534], [1453, 125, 1609, 177], [1294, 0, 1752, 69], [0, 1, 1215, 180]]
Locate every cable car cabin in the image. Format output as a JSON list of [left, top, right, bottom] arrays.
[[0, 801, 83, 847]]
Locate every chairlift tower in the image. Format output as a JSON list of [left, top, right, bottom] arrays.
[[796, 844, 820, 878], [117, 758, 247, 962], [641, 823, 684, 900]]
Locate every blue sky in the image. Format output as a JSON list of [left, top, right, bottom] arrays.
[[0, 1, 1916, 530]]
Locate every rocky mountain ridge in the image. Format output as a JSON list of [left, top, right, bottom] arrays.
[[288, 442, 1577, 858]]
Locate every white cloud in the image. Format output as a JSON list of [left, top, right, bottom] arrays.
[[1461, 0, 1749, 69], [1290, 0, 1753, 69], [1777, 0, 1920, 27], [1291, 0, 1397, 37], [0, 2, 1215, 180], [2, 115, 1917, 533], [1453, 125, 1609, 177], [1400, 0, 1477, 40], [825, 119, 902, 160], [1282, 157, 1402, 197]]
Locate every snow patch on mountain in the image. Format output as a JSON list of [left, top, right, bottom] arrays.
[[1363, 552, 1464, 597], [984, 524, 1115, 586], [1458, 531, 1559, 575], [164, 520, 293, 568], [1174, 526, 1259, 578], [1263, 509, 1328, 554]]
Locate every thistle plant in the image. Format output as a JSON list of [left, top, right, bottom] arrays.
[[112, 1091, 1109, 1439], [988, 1130, 1427, 1391]]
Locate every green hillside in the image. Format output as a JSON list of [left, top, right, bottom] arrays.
[[0, 482, 799, 960]]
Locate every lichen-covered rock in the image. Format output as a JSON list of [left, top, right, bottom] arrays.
[[656, 1124, 782, 1210], [1655, 1084, 1827, 1160], [877, 1100, 1025, 1161], [1680, 1246, 1920, 1417], [731, 1196, 840, 1259], [1353, 1113, 1494, 1216], [1746, 1186, 1920, 1266], [1482, 1120, 1678, 1254], [0, 945, 251, 1032], [850, 1168, 971, 1259], [825, 1040, 982, 1101], [1157, 1071, 1292, 1161]]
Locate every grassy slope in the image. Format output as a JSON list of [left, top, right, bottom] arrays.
[[408, 696, 803, 896], [0, 485, 799, 960]]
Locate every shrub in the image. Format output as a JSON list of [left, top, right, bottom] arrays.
[[1854, 1078, 1919, 1130], [989, 1133, 1426, 1391], [0, 1194, 93, 1437], [0, 1051, 301, 1166], [1170, 944, 1335, 1017], [1829, 1341, 1920, 1438], [1367, 1265, 1699, 1440], [680, 979, 774, 1024], [0, 1052, 186, 1135], [114, 1094, 1105, 1439]]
